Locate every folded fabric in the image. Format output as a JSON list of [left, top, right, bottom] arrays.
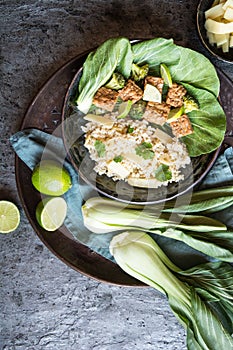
[[10, 129, 233, 264]]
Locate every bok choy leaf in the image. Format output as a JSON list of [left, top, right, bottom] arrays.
[[76, 37, 132, 113], [156, 185, 233, 213], [110, 230, 233, 350]]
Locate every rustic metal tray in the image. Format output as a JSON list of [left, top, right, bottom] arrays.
[[15, 51, 233, 285]]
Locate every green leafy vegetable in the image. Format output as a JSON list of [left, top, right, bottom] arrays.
[[180, 83, 226, 157], [114, 155, 123, 163], [135, 142, 154, 160], [178, 261, 233, 334], [164, 196, 233, 214], [133, 38, 219, 97], [169, 46, 220, 97], [163, 228, 233, 262], [76, 36, 226, 155], [162, 185, 233, 213], [94, 140, 106, 157], [127, 125, 134, 133], [154, 164, 172, 182], [81, 196, 233, 262], [109, 231, 233, 350], [76, 37, 132, 113], [132, 38, 180, 74]]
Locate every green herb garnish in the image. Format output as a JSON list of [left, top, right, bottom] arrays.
[[127, 125, 134, 133], [94, 140, 106, 157], [154, 164, 172, 182], [135, 142, 154, 160], [114, 155, 123, 163]]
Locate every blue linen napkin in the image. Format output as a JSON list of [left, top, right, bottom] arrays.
[[10, 129, 233, 264]]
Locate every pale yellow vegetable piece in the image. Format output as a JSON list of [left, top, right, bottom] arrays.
[[153, 128, 173, 144], [222, 0, 233, 10], [123, 152, 146, 166], [84, 114, 114, 127], [204, 0, 233, 52], [222, 41, 230, 51], [230, 34, 233, 46], [127, 177, 162, 188], [107, 161, 130, 179], [214, 33, 229, 45], [205, 4, 224, 19], [205, 18, 233, 34], [224, 6, 233, 20], [207, 31, 216, 44]]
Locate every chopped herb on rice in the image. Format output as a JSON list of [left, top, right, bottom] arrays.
[[82, 118, 191, 188]]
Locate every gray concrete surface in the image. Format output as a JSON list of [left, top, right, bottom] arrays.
[[1, 1, 232, 349]]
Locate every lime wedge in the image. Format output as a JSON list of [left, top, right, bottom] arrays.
[[143, 84, 162, 103], [0, 200, 20, 233], [117, 100, 133, 119], [167, 106, 185, 123], [160, 63, 173, 88], [32, 160, 72, 196], [36, 197, 67, 231]]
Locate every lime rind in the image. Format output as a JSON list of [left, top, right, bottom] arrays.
[[0, 200, 20, 233], [167, 106, 185, 123], [31, 160, 72, 196], [160, 63, 173, 88], [117, 100, 133, 119]]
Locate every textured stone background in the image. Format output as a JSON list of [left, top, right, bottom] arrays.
[[1, 1, 232, 349]]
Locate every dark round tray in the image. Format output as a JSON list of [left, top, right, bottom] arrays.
[[15, 51, 233, 285]]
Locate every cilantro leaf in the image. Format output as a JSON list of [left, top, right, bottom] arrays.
[[114, 155, 123, 163], [154, 164, 172, 182], [127, 125, 134, 133], [94, 140, 106, 157], [135, 142, 154, 160]]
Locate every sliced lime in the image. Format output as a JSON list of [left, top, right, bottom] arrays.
[[32, 160, 72, 196], [0, 200, 20, 233], [160, 63, 173, 88], [117, 100, 133, 119], [143, 84, 162, 103], [167, 106, 185, 123], [36, 197, 67, 231]]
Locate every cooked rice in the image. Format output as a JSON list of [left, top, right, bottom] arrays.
[[82, 117, 191, 188]]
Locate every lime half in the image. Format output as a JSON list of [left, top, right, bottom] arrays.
[[32, 160, 72, 196], [36, 197, 67, 231], [160, 63, 173, 88], [0, 200, 20, 233]]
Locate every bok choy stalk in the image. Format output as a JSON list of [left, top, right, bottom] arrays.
[[161, 186, 233, 214], [110, 231, 233, 350], [81, 197, 233, 262], [82, 197, 226, 233]]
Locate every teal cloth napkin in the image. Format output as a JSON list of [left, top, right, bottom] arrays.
[[10, 129, 233, 265]]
